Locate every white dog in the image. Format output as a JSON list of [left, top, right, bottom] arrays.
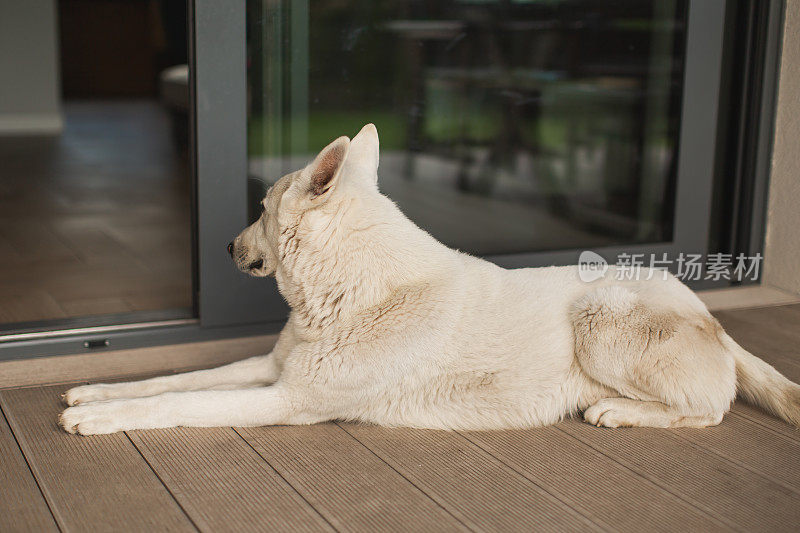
[[60, 124, 800, 435]]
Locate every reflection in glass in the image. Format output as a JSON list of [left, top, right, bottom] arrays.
[[247, 0, 686, 255]]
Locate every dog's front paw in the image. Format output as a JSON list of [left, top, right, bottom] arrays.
[[62, 384, 117, 406], [59, 403, 121, 435]]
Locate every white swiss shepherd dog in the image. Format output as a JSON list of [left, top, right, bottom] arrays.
[[60, 124, 800, 435]]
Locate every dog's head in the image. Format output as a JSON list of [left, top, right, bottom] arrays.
[[227, 123, 380, 279]]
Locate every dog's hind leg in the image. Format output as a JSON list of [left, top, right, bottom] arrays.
[[571, 286, 736, 428], [583, 397, 723, 428], [63, 328, 295, 406]]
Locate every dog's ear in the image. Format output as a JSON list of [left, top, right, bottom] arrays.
[[343, 123, 379, 186], [301, 136, 350, 202]]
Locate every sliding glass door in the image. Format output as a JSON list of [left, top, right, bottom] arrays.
[[200, 0, 726, 326]]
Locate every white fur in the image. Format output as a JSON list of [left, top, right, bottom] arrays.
[[60, 124, 800, 435]]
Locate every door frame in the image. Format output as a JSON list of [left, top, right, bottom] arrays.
[[194, 0, 287, 328]]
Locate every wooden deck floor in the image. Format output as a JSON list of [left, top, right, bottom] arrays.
[[2, 304, 800, 532]]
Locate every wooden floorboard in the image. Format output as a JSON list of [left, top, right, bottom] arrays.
[[715, 310, 800, 377], [718, 305, 800, 342], [0, 386, 194, 532], [237, 423, 467, 532], [558, 419, 800, 532], [668, 413, 800, 493], [459, 426, 729, 532], [1, 303, 799, 531], [730, 402, 800, 441], [340, 423, 598, 532], [127, 427, 332, 532], [0, 407, 58, 533], [713, 303, 800, 441]]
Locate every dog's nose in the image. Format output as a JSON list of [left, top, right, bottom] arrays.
[[227, 242, 234, 256]]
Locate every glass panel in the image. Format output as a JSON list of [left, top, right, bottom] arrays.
[[246, 0, 687, 256], [0, 1, 192, 331]]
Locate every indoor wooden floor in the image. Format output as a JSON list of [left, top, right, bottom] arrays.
[[2, 304, 800, 532], [0, 101, 192, 327]]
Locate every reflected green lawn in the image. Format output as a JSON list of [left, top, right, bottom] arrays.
[[248, 110, 406, 156], [247, 109, 573, 157]]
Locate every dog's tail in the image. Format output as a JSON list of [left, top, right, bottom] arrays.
[[723, 333, 800, 427]]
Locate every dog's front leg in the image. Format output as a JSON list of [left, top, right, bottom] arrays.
[[59, 384, 322, 435], [63, 326, 297, 406], [62, 353, 283, 406]]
